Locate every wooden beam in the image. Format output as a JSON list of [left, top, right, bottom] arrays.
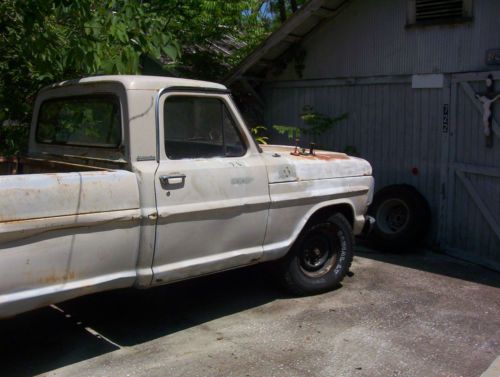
[[312, 7, 338, 18], [224, 0, 350, 85], [437, 82, 451, 251], [456, 170, 500, 241], [453, 163, 500, 178], [267, 74, 412, 88], [284, 34, 303, 43], [445, 82, 459, 251], [452, 71, 500, 83]]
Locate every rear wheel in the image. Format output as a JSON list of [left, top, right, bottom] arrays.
[[279, 213, 354, 296]]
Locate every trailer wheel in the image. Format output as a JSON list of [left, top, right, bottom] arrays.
[[368, 185, 430, 250], [279, 213, 354, 296]]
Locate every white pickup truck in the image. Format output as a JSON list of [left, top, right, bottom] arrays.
[[0, 76, 374, 318]]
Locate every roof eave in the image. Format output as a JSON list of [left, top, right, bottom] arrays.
[[223, 0, 348, 85]]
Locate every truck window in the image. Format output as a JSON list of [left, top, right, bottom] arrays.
[[36, 95, 121, 147], [164, 96, 246, 160]]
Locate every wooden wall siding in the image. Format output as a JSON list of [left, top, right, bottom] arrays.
[[274, 0, 500, 81], [255, 0, 500, 268], [264, 80, 443, 240], [446, 78, 500, 269]]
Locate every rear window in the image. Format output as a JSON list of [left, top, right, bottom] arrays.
[[36, 95, 121, 147]]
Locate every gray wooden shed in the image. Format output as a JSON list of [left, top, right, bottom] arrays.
[[226, 0, 500, 270]]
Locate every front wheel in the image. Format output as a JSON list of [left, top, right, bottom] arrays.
[[279, 213, 354, 296]]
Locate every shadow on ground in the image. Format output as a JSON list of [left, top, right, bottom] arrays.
[[356, 240, 500, 289], [0, 264, 285, 377], [1, 246, 499, 377]]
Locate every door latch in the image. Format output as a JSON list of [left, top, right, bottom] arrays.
[[159, 173, 186, 187]]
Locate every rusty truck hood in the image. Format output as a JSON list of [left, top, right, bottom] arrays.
[[261, 145, 372, 183]]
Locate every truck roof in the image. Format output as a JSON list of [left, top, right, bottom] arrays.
[[41, 75, 227, 92]]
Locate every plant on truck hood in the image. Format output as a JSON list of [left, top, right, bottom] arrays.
[[273, 105, 348, 148]]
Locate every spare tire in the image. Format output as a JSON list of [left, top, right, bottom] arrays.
[[368, 184, 431, 250]]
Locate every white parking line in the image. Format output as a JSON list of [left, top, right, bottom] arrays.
[[50, 304, 123, 350], [84, 326, 123, 349], [481, 355, 500, 377]]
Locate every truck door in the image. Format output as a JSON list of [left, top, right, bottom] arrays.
[[152, 91, 270, 284]]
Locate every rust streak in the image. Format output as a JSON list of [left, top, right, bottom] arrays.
[[40, 271, 76, 284]]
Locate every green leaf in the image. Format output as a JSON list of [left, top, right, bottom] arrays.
[[273, 125, 300, 140], [162, 44, 178, 60]]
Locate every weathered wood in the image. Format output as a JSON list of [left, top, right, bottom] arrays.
[[452, 71, 500, 83], [268, 75, 412, 88], [456, 170, 500, 241], [437, 84, 451, 246], [313, 7, 338, 18], [454, 163, 500, 177], [284, 34, 303, 43]]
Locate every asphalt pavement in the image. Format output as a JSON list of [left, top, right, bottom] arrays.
[[1, 248, 499, 377]]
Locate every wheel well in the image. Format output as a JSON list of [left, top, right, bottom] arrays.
[[304, 204, 354, 230]]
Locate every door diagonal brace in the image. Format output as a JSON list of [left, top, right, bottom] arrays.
[[456, 170, 500, 241]]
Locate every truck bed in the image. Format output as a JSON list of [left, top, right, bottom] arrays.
[[0, 162, 142, 317], [0, 156, 108, 175]]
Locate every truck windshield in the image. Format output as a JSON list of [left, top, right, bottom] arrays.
[[36, 95, 121, 147]]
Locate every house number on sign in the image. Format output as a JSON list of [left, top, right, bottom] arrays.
[[442, 104, 449, 133]]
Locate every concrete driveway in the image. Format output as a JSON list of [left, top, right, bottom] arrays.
[[1, 248, 499, 377]]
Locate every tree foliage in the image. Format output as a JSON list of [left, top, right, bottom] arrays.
[[0, 0, 179, 125], [159, 0, 273, 80], [0, 0, 304, 155], [258, 0, 307, 26]]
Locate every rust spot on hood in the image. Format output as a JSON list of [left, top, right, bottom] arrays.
[[262, 145, 350, 161], [290, 152, 350, 161]]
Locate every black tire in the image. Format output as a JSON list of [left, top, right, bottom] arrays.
[[279, 213, 354, 296], [368, 184, 431, 250]]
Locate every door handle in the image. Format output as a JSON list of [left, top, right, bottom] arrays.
[[159, 174, 186, 186]]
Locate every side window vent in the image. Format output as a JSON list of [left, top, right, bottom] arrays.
[[407, 0, 472, 26]]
